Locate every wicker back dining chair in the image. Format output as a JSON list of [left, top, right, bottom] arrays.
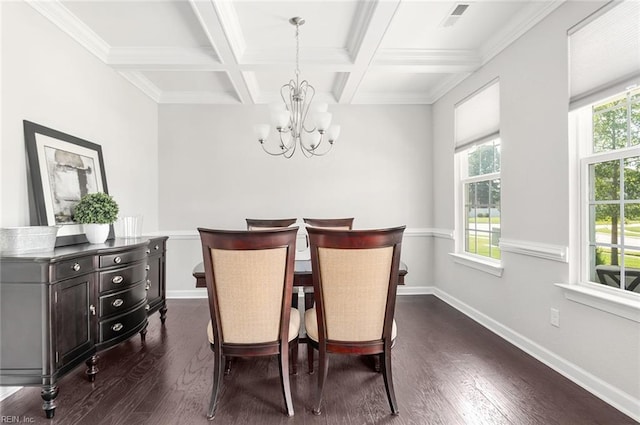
[[246, 218, 297, 230], [305, 226, 405, 416], [198, 227, 300, 419]]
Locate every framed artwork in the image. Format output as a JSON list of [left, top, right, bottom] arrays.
[[24, 120, 113, 246]]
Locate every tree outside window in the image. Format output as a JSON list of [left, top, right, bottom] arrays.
[[589, 88, 640, 292]]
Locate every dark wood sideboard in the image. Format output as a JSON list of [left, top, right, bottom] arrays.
[[0, 236, 168, 419]]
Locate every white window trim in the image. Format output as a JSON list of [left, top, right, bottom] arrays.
[[556, 282, 640, 323], [450, 252, 504, 277], [564, 91, 640, 320], [454, 142, 503, 273]]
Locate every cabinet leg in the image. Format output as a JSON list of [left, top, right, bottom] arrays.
[[41, 385, 58, 418], [140, 325, 148, 342], [160, 305, 168, 324], [86, 355, 99, 382]]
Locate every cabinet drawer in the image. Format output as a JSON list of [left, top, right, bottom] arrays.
[[99, 262, 146, 293], [100, 281, 147, 318], [99, 303, 147, 343], [54, 256, 94, 282], [99, 248, 147, 268]]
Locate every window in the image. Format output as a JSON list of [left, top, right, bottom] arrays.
[[454, 80, 501, 263], [579, 88, 640, 293], [460, 139, 501, 259], [570, 0, 640, 295]]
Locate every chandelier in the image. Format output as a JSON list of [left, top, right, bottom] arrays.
[[254, 17, 340, 158]]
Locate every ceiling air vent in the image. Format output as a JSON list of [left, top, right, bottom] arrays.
[[441, 3, 470, 27]]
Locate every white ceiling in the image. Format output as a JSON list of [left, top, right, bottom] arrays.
[[29, 0, 564, 105]]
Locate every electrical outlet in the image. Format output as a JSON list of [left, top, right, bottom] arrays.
[[550, 308, 560, 327]]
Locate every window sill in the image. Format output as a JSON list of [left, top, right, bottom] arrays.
[[555, 283, 640, 323], [449, 253, 504, 277]]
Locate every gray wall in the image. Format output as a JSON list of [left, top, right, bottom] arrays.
[[0, 2, 159, 233], [431, 0, 639, 418], [157, 104, 434, 295]]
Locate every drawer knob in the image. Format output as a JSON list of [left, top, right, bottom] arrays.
[[145, 249, 151, 254], [112, 275, 124, 284], [90, 305, 96, 316], [145, 265, 150, 271], [112, 299, 124, 308], [72, 263, 81, 272], [111, 323, 124, 332], [154, 245, 159, 250], [145, 304, 150, 311], [114, 256, 122, 264], [145, 283, 151, 291]]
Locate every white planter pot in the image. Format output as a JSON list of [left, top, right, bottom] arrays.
[[84, 223, 110, 244]]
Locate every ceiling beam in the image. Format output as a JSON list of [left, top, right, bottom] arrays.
[[189, 0, 252, 103], [336, 0, 401, 104]]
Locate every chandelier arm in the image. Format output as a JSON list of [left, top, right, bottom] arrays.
[[300, 133, 334, 157], [282, 134, 297, 158], [300, 81, 316, 133], [260, 142, 287, 157]]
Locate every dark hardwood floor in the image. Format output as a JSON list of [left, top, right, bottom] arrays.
[[1, 295, 636, 424]]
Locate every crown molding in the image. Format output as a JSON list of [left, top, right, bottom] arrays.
[[480, 0, 566, 64], [212, 0, 246, 63], [240, 47, 352, 67], [26, 0, 110, 63], [107, 47, 221, 69], [345, 0, 380, 61], [159, 91, 240, 104], [118, 71, 161, 103], [374, 49, 481, 73], [351, 92, 435, 105]]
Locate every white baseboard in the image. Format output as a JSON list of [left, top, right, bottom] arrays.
[[432, 288, 640, 422], [167, 289, 207, 299], [0, 386, 21, 402]]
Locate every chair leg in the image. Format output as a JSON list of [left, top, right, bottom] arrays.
[[224, 357, 232, 375], [307, 343, 314, 374], [312, 347, 329, 415], [381, 347, 399, 415], [291, 337, 298, 375], [305, 293, 315, 374], [207, 346, 224, 420], [278, 343, 295, 417]]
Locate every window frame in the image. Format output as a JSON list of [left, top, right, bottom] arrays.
[[453, 138, 503, 275], [577, 89, 640, 294]]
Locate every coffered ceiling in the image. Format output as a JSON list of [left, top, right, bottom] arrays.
[[28, 0, 564, 105]]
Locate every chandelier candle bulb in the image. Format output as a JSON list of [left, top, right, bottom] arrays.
[[254, 124, 270, 141], [314, 112, 332, 132], [327, 125, 341, 142]]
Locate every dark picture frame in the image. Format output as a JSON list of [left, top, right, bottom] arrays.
[[24, 120, 113, 246]]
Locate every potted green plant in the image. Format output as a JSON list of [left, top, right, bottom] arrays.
[[73, 192, 119, 244]]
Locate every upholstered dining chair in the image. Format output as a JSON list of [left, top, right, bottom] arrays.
[[305, 226, 405, 416], [302, 217, 354, 372], [246, 218, 297, 230], [245, 217, 302, 375], [302, 217, 354, 230], [198, 227, 300, 419]]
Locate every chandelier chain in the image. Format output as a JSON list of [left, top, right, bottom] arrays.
[[295, 23, 300, 77]]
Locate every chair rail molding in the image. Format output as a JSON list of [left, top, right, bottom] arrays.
[[499, 238, 568, 263], [155, 228, 452, 239]]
